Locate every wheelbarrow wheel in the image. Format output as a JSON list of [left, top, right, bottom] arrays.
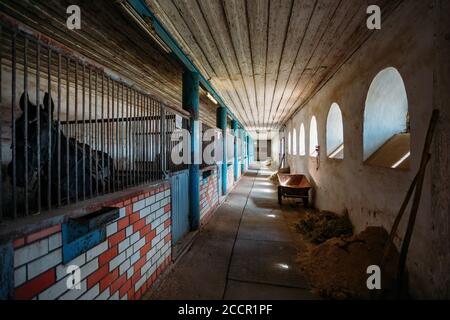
[[278, 186, 282, 205], [303, 197, 309, 208]]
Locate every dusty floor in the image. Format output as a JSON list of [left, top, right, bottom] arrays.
[[144, 164, 317, 300]]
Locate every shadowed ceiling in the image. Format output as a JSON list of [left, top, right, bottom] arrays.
[[148, 0, 402, 131]]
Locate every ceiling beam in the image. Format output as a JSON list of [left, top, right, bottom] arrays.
[[127, 0, 245, 129]]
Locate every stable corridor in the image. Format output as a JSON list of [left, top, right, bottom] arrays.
[[146, 165, 314, 300]]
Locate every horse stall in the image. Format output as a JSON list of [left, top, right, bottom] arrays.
[[0, 6, 188, 299]]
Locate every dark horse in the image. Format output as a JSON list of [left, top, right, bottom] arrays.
[[9, 92, 114, 210]]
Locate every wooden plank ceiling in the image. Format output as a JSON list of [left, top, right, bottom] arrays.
[[148, 0, 402, 131], [0, 0, 219, 128]]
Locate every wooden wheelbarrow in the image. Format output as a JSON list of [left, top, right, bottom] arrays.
[[277, 173, 312, 207]]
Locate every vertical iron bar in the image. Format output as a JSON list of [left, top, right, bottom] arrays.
[[138, 94, 142, 184], [11, 32, 17, 218], [160, 103, 165, 180], [94, 71, 98, 196], [89, 67, 93, 198], [145, 96, 149, 183], [117, 82, 120, 190], [127, 87, 131, 188], [152, 100, 156, 181], [121, 83, 124, 190], [66, 58, 70, 204], [131, 89, 134, 186], [0, 25, 3, 220], [24, 38, 29, 216], [110, 80, 116, 192], [133, 90, 137, 185], [101, 74, 105, 195], [36, 43, 41, 212], [106, 77, 111, 193], [57, 53, 61, 207], [74, 62, 78, 203], [82, 64, 86, 200], [47, 48, 52, 209]]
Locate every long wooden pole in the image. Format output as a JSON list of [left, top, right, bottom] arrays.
[[396, 110, 439, 294]]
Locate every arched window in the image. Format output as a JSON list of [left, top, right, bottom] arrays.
[[309, 116, 318, 156], [299, 123, 306, 156], [364, 67, 410, 169], [292, 129, 297, 155], [288, 131, 291, 155], [326, 103, 344, 159]]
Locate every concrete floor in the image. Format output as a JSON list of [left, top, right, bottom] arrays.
[[145, 165, 316, 300]]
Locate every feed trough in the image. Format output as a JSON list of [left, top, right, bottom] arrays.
[[277, 173, 312, 206]]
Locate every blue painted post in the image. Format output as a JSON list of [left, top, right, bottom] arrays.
[[241, 131, 246, 174], [246, 133, 250, 167], [182, 70, 200, 231], [232, 120, 239, 182], [217, 106, 227, 195], [249, 136, 254, 163]]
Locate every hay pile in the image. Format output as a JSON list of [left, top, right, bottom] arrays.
[[268, 167, 290, 185], [298, 227, 399, 299], [296, 211, 353, 244]]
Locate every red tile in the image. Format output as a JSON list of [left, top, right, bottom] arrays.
[[139, 225, 151, 237], [15, 268, 55, 300], [140, 242, 151, 257], [133, 219, 145, 233], [119, 279, 132, 298], [26, 225, 61, 244], [125, 205, 133, 215], [99, 246, 118, 266], [13, 237, 25, 249], [87, 264, 108, 289], [164, 219, 171, 229], [111, 273, 127, 295], [117, 217, 129, 231], [134, 256, 146, 273], [109, 230, 125, 247], [129, 212, 140, 224], [99, 268, 119, 292], [164, 204, 171, 213], [128, 288, 135, 300], [145, 230, 157, 243], [131, 270, 141, 286]]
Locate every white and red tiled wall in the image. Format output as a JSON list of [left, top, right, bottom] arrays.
[[8, 183, 172, 300], [200, 170, 219, 224]]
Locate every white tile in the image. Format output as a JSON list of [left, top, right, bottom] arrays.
[[119, 258, 131, 275], [48, 233, 62, 251], [78, 283, 100, 300], [118, 238, 130, 253], [86, 241, 108, 261], [56, 254, 86, 280], [59, 279, 87, 300], [109, 251, 126, 271], [14, 239, 49, 267], [106, 222, 118, 237], [125, 226, 133, 238], [14, 265, 27, 288], [27, 249, 62, 280], [133, 199, 146, 212], [95, 288, 110, 300]]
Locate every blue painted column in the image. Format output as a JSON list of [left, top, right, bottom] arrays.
[[246, 133, 251, 167], [182, 70, 200, 231], [241, 131, 246, 174], [232, 120, 239, 182], [217, 106, 227, 195]]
